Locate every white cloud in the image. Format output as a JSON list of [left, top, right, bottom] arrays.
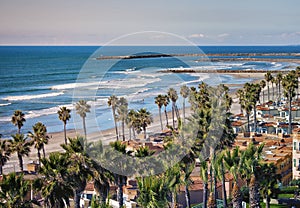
[[188, 33, 205, 38]]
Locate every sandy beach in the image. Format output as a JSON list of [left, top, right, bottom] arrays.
[[1, 71, 276, 174]]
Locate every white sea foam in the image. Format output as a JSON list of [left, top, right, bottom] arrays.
[[51, 82, 100, 90], [2, 92, 64, 101], [0, 103, 11, 107], [26, 104, 74, 119]]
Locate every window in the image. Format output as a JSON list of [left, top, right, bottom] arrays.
[[294, 159, 296, 167], [295, 142, 297, 150]]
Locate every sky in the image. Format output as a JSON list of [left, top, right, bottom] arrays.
[[0, 0, 299, 45]]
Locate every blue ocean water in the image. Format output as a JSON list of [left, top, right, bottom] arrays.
[[0, 46, 300, 138]]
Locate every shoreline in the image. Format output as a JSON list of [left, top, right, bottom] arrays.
[[0, 71, 286, 174]]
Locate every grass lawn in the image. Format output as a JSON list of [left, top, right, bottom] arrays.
[[247, 202, 288, 208], [278, 193, 294, 199]]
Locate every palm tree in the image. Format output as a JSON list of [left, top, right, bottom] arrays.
[[199, 157, 209, 208], [242, 143, 264, 208], [36, 152, 73, 208], [295, 66, 300, 100], [109, 141, 129, 208], [259, 163, 280, 208], [265, 72, 273, 102], [9, 134, 33, 172], [0, 137, 10, 175], [236, 89, 245, 114], [223, 147, 242, 208], [168, 88, 179, 128], [282, 70, 298, 134], [155, 94, 164, 131], [75, 99, 91, 140], [259, 80, 266, 104], [57, 106, 71, 145], [180, 85, 190, 121], [276, 72, 283, 101], [28, 122, 49, 164], [216, 152, 228, 208], [162, 95, 170, 127], [117, 97, 128, 141], [61, 136, 93, 208], [137, 108, 153, 140], [0, 172, 33, 207], [271, 77, 275, 100], [165, 163, 181, 208], [11, 110, 26, 134], [137, 175, 169, 208], [108, 95, 119, 140], [126, 109, 138, 140], [180, 152, 195, 208]]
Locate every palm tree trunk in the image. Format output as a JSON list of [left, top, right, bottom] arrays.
[[267, 84, 270, 102], [279, 83, 281, 100], [213, 174, 218, 201], [183, 99, 186, 121], [203, 182, 208, 208], [289, 93, 292, 134], [122, 120, 125, 141], [266, 194, 270, 208], [18, 153, 23, 172], [172, 103, 175, 128], [249, 175, 260, 208], [175, 105, 180, 128], [232, 183, 242, 208], [0, 164, 3, 175], [117, 177, 124, 208], [37, 149, 41, 165], [184, 184, 191, 208], [164, 106, 169, 127], [42, 145, 46, 158], [83, 117, 87, 139], [272, 83, 275, 100], [64, 122, 67, 145], [128, 127, 132, 140], [18, 127, 21, 134], [74, 189, 82, 208], [247, 112, 250, 132], [253, 105, 257, 133], [132, 127, 136, 140], [112, 109, 119, 141], [171, 191, 176, 208], [221, 162, 227, 208], [143, 126, 147, 140], [262, 91, 265, 104], [159, 107, 163, 131]]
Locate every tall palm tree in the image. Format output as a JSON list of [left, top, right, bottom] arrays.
[[9, 134, 33, 172], [162, 94, 170, 127], [276, 72, 283, 101], [259, 80, 266, 104], [137, 108, 153, 140], [295, 66, 300, 100], [61, 136, 93, 208], [282, 70, 298, 134], [168, 88, 179, 128], [236, 89, 245, 114], [165, 163, 181, 208], [199, 157, 209, 208], [28, 122, 49, 164], [36, 152, 73, 208], [242, 143, 264, 208], [57, 106, 71, 145], [180, 85, 190, 121], [109, 141, 129, 208], [223, 147, 243, 208], [155, 94, 164, 131], [117, 97, 128, 141], [0, 137, 10, 175], [126, 109, 138, 140], [108, 95, 119, 140], [75, 99, 91, 140], [11, 110, 26, 134], [271, 77, 275, 100], [0, 172, 32, 208], [265, 72, 273, 102], [216, 152, 228, 208]]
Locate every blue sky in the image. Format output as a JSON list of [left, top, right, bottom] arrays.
[[0, 0, 299, 45]]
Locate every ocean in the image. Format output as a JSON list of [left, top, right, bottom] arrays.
[[0, 46, 300, 138]]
